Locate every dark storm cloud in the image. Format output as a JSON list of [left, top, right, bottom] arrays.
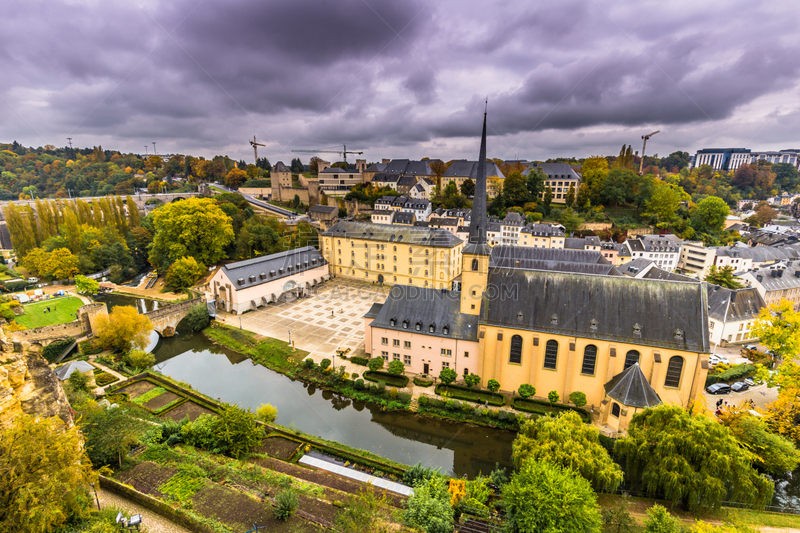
[[1, 0, 799, 160]]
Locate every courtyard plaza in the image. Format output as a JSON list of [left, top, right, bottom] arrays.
[[216, 278, 389, 362]]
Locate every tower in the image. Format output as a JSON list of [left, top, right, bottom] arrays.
[[460, 105, 492, 315]]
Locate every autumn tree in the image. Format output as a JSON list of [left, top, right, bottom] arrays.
[[94, 305, 153, 352], [0, 415, 97, 533], [166, 256, 206, 289], [646, 185, 687, 223], [565, 183, 575, 207], [717, 408, 800, 475], [74, 274, 99, 294], [752, 300, 800, 361], [615, 404, 773, 513], [149, 197, 235, 270], [224, 167, 248, 189], [703, 265, 744, 289], [512, 411, 623, 492], [754, 202, 777, 225]]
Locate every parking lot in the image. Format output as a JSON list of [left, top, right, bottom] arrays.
[[702, 381, 779, 412]]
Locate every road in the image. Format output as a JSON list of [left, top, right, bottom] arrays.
[[210, 183, 297, 218]]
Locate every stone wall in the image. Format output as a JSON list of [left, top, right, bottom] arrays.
[[239, 187, 272, 198], [628, 227, 655, 236], [579, 222, 613, 231], [5, 302, 108, 344], [271, 182, 321, 207]]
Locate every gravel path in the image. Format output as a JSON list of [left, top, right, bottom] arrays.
[[96, 486, 192, 533]]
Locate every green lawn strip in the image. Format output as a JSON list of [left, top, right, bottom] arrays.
[[14, 296, 84, 329], [413, 376, 434, 387], [435, 383, 505, 406], [203, 323, 308, 372], [416, 403, 520, 431], [155, 397, 186, 415], [724, 508, 800, 528], [363, 370, 409, 388], [511, 397, 591, 422], [132, 387, 166, 405], [158, 469, 207, 504]]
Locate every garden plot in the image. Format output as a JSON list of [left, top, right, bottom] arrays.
[[160, 400, 216, 422], [257, 436, 302, 460], [115, 380, 159, 400]]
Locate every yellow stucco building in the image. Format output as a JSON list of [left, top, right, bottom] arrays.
[[320, 220, 463, 289]]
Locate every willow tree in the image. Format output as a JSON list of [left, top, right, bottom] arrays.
[[615, 404, 773, 513], [512, 410, 623, 493]]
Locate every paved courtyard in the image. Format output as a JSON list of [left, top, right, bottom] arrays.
[[218, 278, 390, 360]]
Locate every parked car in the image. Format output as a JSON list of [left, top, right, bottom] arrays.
[[731, 381, 750, 392], [707, 383, 731, 395], [26, 277, 38, 283], [744, 378, 756, 386], [744, 344, 759, 352], [709, 354, 729, 366]]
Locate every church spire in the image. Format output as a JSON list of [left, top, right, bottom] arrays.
[[467, 102, 488, 247]]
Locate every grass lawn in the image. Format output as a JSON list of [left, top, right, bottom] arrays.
[[15, 296, 84, 329], [203, 323, 308, 372], [267, 200, 303, 214]]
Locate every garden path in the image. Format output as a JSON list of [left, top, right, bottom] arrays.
[[89, 357, 127, 394], [96, 486, 192, 533]]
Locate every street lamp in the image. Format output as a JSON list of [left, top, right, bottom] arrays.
[[639, 130, 660, 175]]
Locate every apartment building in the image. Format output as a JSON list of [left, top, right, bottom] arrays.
[[523, 163, 582, 204], [623, 234, 683, 271], [519, 224, 566, 248], [737, 264, 800, 311]]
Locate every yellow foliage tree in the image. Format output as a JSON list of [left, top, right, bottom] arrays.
[[94, 305, 153, 352], [751, 299, 800, 360]]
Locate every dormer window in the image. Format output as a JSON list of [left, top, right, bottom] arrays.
[[517, 311, 523, 321], [442, 325, 450, 335], [415, 321, 422, 331], [237, 277, 245, 285], [550, 314, 558, 326], [390, 317, 397, 326], [633, 323, 642, 336], [269, 270, 275, 277], [403, 319, 410, 329], [429, 323, 436, 333], [674, 329, 684, 340], [249, 275, 256, 282], [590, 319, 598, 331]]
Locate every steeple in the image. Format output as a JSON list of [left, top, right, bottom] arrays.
[[466, 102, 489, 251]]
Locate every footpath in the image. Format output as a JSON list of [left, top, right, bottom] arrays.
[[96, 487, 191, 533]]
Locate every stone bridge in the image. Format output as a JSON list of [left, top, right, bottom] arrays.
[[146, 297, 203, 337], [0, 192, 201, 214]]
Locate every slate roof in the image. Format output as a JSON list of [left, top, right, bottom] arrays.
[[635, 234, 683, 253], [707, 285, 765, 322], [367, 286, 479, 341], [404, 199, 431, 210], [322, 220, 462, 247], [429, 217, 459, 227], [521, 224, 565, 237], [523, 162, 582, 180], [715, 245, 800, 263], [55, 360, 95, 380], [489, 257, 623, 276], [621, 258, 655, 277], [309, 204, 338, 214], [641, 267, 697, 283], [273, 161, 290, 173], [219, 246, 326, 290], [744, 264, 800, 291], [393, 212, 415, 224], [480, 269, 710, 353], [748, 231, 799, 246], [603, 363, 662, 408], [364, 302, 384, 319], [0, 225, 12, 249], [411, 183, 425, 193], [442, 160, 505, 179], [397, 175, 417, 187], [383, 159, 432, 176], [372, 173, 400, 184], [564, 238, 586, 250], [490, 245, 611, 266], [365, 163, 387, 173]]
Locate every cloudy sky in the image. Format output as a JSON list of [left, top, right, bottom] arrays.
[[2, 0, 799, 164]]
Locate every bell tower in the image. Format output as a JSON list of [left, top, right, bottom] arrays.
[[460, 104, 491, 315]]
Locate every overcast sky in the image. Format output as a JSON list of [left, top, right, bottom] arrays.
[[2, 0, 799, 164]]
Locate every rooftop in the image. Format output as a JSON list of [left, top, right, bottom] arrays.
[[219, 246, 327, 290], [603, 363, 662, 408], [322, 220, 463, 247]]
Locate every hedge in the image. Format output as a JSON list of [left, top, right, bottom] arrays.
[[435, 383, 505, 407], [511, 397, 591, 423], [349, 356, 369, 366], [364, 370, 409, 388], [413, 376, 434, 387], [705, 364, 755, 386]]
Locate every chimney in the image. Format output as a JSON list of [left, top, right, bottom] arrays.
[[778, 269, 784, 277], [772, 270, 778, 278], [382, 158, 391, 164], [757, 274, 763, 282]]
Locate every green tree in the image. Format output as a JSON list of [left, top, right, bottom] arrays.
[[559, 207, 584, 234], [703, 265, 744, 289], [646, 185, 685, 223], [149, 198, 235, 270], [752, 300, 800, 361], [403, 475, 454, 533], [565, 183, 576, 207], [518, 383, 535, 398], [690, 196, 730, 234], [575, 184, 591, 212], [503, 170, 531, 207], [600, 168, 636, 207], [526, 167, 547, 200], [718, 409, 800, 476], [335, 488, 393, 533], [124, 349, 155, 371], [642, 505, 683, 533], [257, 403, 278, 423], [614, 404, 773, 513], [581, 156, 609, 205], [773, 162, 800, 191], [543, 185, 553, 212], [236, 216, 284, 259], [184, 303, 211, 331], [601, 500, 637, 533], [569, 391, 588, 407], [368, 357, 385, 371], [274, 488, 299, 520], [513, 411, 623, 492], [439, 368, 457, 385], [81, 405, 155, 468], [213, 403, 265, 459], [0, 415, 97, 533], [503, 459, 602, 533], [460, 178, 475, 197], [74, 274, 99, 294], [165, 256, 206, 290], [464, 373, 481, 388], [486, 378, 500, 392], [548, 390, 560, 403], [388, 360, 405, 375], [94, 305, 153, 352]]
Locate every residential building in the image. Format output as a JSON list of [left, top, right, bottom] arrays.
[[318, 167, 364, 197], [319, 220, 463, 288], [428, 217, 460, 236], [623, 234, 683, 270], [499, 212, 525, 245], [748, 229, 800, 247], [690, 148, 752, 171], [397, 175, 419, 195], [308, 204, 338, 230], [678, 241, 717, 277], [208, 246, 328, 314], [409, 178, 435, 200], [371, 173, 401, 190], [490, 246, 621, 276], [371, 210, 394, 224], [441, 160, 506, 198], [362, 161, 388, 183], [737, 264, 800, 311], [565, 236, 622, 265], [523, 163, 582, 204], [393, 212, 416, 226], [402, 198, 432, 220], [518, 224, 566, 249], [707, 285, 765, 346]]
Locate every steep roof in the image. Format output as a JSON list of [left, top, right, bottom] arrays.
[[219, 246, 326, 290], [273, 161, 290, 173], [481, 269, 710, 353], [309, 204, 337, 214], [523, 162, 581, 180], [621, 258, 655, 277], [397, 175, 417, 187], [641, 267, 697, 283], [372, 173, 400, 184], [707, 285, 765, 322], [603, 363, 662, 408], [322, 220, 462, 247], [521, 224, 565, 237], [490, 245, 611, 266], [55, 360, 95, 380], [743, 264, 800, 291], [365, 163, 387, 173], [564, 238, 586, 250], [393, 212, 415, 224], [442, 160, 505, 178], [368, 286, 479, 341], [489, 257, 623, 276]]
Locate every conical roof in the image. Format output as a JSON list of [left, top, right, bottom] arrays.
[[273, 161, 290, 172], [603, 362, 661, 408]]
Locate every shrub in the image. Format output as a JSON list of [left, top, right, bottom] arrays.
[[79, 339, 102, 355], [320, 358, 331, 370], [397, 392, 412, 403], [548, 391, 560, 403], [184, 303, 210, 332], [257, 403, 278, 423], [439, 368, 457, 385], [273, 489, 299, 521], [462, 403, 474, 414], [569, 391, 587, 407], [403, 462, 442, 486], [414, 376, 434, 387], [388, 360, 405, 375], [364, 370, 409, 388], [464, 373, 481, 388], [446, 399, 461, 411], [124, 349, 155, 371], [389, 387, 398, 400], [351, 372, 359, 380], [418, 396, 428, 407], [376, 381, 386, 394], [487, 379, 500, 392], [368, 357, 385, 371], [304, 358, 315, 368], [350, 356, 369, 366], [67, 370, 90, 392], [518, 384, 535, 398], [369, 383, 378, 394], [41, 337, 76, 363], [706, 364, 755, 386], [354, 378, 365, 390]]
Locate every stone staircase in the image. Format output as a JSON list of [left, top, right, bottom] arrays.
[[407, 397, 419, 412]]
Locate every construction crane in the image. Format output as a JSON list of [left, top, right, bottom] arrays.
[[249, 136, 266, 165], [639, 130, 660, 175], [292, 144, 363, 164]]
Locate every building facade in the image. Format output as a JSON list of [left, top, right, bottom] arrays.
[[518, 224, 566, 248], [737, 264, 800, 311], [523, 163, 582, 204], [707, 285, 765, 346]]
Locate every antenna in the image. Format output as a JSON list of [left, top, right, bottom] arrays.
[[152, 142, 157, 156], [144, 145, 149, 156], [66, 137, 73, 149]]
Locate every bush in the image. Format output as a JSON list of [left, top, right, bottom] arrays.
[[350, 356, 369, 366], [183, 303, 210, 332], [439, 368, 457, 385], [364, 371, 409, 388], [257, 403, 278, 423], [487, 379, 500, 392], [67, 370, 90, 392], [388, 360, 405, 375], [518, 384, 535, 398], [273, 489, 299, 521], [368, 357, 385, 371], [414, 376, 434, 387], [464, 373, 481, 388], [124, 349, 155, 371], [304, 358, 315, 368], [512, 397, 592, 423], [436, 384, 505, 406], [41, 337, 76, 363], [79, 339, 102, 355], [403, 463, 441, 486], [446, 399, 461, 411], [350, 372, 359, 380], [369, 383, 378, 394], [376, 381, 386, 394], [706, 364, 755, 386], [397, 392, 412, 403], [569, 391, 587, 407], [354, 378, 365, 390], [320, 358, 331, 370], [548, 390, 560, 403], [462, 403, 474, 414]]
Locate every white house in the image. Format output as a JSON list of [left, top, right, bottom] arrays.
[[707, 285, 765, 346]]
